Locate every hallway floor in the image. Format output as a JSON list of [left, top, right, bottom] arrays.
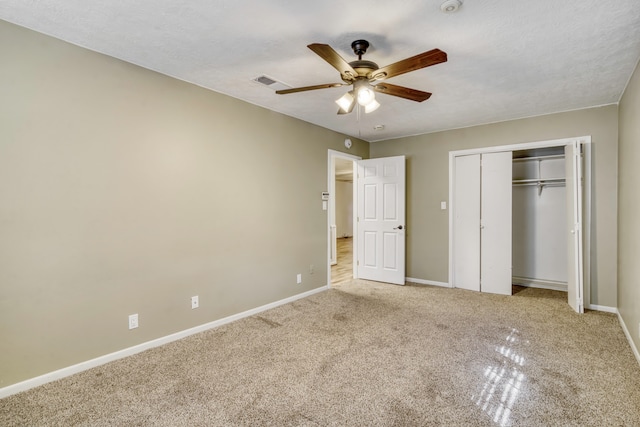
[[331, 237, 352, 285]]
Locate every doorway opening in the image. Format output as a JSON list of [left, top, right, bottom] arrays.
[[328, 150, 360, 287]]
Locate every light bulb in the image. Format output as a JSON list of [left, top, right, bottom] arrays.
[[357, 87, 375, 106]]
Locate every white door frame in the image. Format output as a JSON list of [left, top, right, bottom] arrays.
[[328, 149, 361, 288], [448, 136, 592, 306]]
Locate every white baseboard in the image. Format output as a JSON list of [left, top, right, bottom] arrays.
[[512, 276, 568, 292], [617, 309, 640, 367], [586, 304, 617, 314], [406, 277, 451, 288], [0, 285, 329, 399]]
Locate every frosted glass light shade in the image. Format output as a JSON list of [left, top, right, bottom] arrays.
[[364, 99, 380, 113], [336, 91, 355, 112]]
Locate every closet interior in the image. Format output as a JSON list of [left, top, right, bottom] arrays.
[[512, 147, 567, 292]]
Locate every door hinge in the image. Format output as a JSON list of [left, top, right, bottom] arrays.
[[357, 260, 360, 266]]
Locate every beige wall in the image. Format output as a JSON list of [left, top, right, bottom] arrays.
[[618, 59, 640, 354], [370, 106, 619, 307], [0, 20, 368, 388]]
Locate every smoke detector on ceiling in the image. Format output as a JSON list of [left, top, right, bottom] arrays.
[[440, 0, 462, 13]]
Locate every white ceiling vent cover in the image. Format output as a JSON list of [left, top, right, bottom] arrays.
[[252, 75, 291, 91]]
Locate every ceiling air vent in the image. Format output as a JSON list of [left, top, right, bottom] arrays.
[[252, 75, 291, 92], [255, 75, 276, 86]]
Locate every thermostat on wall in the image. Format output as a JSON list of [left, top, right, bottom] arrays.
[[322, 192, 329, 200]]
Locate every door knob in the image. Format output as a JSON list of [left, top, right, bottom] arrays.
[[394, 225, 403, 230]]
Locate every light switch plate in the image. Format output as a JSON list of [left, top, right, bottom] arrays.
[[441, 201, 447, 210], [128, 313, 138, 330]]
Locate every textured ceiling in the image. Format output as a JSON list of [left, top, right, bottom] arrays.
[[1, 0, 639, 142]]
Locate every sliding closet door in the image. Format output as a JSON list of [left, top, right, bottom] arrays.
[[452, 154, 481, 291], [480, 152, 512, 295], [565, 142, 584, 313]]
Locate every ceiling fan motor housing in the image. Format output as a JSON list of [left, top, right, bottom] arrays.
[[344, 60, 379, 83]]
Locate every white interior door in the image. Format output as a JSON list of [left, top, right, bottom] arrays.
[[565, 142, 584, 313], [480, 151, 512, 295], [452, 154, 481, 291], [356, 156, 406, 285]]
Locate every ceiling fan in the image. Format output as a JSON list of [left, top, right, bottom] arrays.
[[276, 40, 447, 114]]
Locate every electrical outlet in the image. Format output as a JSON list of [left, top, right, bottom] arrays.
[[191, 295, 199, 309], [296, 273, 302, 284], [128, 313, 138, 330], [309, 264, 314, 275]]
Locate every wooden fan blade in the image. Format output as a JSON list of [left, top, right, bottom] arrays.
[[370, 48, 447, 81], [276, 83, 347, 95], [308, 44, 358, 81], [373, 83, 432, 102]]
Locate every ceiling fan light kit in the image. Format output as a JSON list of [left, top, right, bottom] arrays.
[[276, 39, 447, 115]]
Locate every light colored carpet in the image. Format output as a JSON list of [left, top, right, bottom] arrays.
[[2, 280, 640, 426]]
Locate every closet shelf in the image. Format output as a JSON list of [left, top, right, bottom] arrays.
[[513, 154, 565, 162], [512, 153, 565, 196]]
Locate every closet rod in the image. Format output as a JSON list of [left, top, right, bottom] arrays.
[[512, 178, 565, 184], [512, 182, 565, 187], [513, 181, 565, 195], [512, 154, 565, 162]]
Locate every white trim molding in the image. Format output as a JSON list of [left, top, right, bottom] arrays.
[[512, 277, 568, 292], [406, 277, 451, 288], [617, 309, 640, 367], [585, 304, 617, 314], [0, 286, 329, 399]]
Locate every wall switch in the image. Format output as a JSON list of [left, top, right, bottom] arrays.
[[128, 313, 139, 330], [296, 273, 302, 284], [441, 201, 447, 210], [191, 295, 199, 309]]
